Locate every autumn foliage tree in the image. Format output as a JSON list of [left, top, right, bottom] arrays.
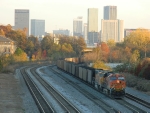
[[135, 58, 150, 79], [0, 24, 27, 51], [107, 39, 116, 62], [124, 28, 150, 58], [5, 29, 27, 51], [0, 24, 12, 36], [92, 60, 111, 70], [13, 48, 28, 62], [100, 42, 110, 62]]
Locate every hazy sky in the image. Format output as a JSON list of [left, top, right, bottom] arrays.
[[1, 0, 150, 33]]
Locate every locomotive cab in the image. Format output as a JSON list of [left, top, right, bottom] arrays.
[[108, 73, 126, 97]]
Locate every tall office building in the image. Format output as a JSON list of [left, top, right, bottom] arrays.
[[101, 20, 124, 42], [104, 6, 117, 20], [73, 17, 83, 37], [15, 9, 29, 36], [101, 6, 124, 42], [31, 19, 45, 37], [83, 23, 87, 43], [87, 8, 98, 46]]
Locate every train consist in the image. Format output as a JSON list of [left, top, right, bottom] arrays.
[[56, 58, 126, 98]]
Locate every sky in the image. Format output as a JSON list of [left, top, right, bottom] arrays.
[[1, 0, 150, 34]]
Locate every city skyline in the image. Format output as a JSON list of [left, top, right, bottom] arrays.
[[1, 0, 150, 33]]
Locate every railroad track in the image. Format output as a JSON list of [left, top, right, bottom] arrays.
[[48, 66, 120, 113], [51, 66, 149, 113], [30, 67, 80, 113], [20, 67, 55, 113], [115, 99, 147, 113], [125, 93, 150, 109]]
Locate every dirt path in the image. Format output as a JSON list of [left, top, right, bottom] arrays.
[[0, 73, 23, 113]]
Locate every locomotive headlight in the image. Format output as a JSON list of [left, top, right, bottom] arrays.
[[117, 80, 120, 83]]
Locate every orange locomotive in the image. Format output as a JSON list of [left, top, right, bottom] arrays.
[[94, 71, 126, 98]]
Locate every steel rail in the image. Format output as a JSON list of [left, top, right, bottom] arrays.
[[20, 67, 55, 113], [31, 67, 80, 113]]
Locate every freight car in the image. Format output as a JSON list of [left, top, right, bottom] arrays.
[[56, 59, 126, 98]]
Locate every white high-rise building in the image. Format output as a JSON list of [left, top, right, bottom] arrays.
[[15, 9, 29, 36], [101, 20, 124, 42], [73, 16, 83, 37], [101, 6, 124, 42], [31, 19, 45, 37], [87, 8, 99, 46], [87, 8, 98, 32]]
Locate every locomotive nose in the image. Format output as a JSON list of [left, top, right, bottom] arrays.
[[117, 80, 121, 84]]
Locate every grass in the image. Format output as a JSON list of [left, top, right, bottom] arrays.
[[123, 72, 150, 94]]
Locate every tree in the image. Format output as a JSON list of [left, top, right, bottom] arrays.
[[111, 50, 119, 62], [13, 48, 28, 62], [6, 29, 27, 50], [130, 50, 140, 65], [41, 36, 53, 51], [121, 47, 132, 63], [0, 24, 12, 35], [92, 60, 111, 70], [25, 40, 34, 58], [100, 42, 110, 62], [34, 48, 42, 60], [107, 39, 116, 62], [28, 35, 40, 51], [75, 37, 86, 57], [124, 28, 150, 58], [0, 29, 5, 35], [42, 50, 47, 59], [61, 43, 74, 58]]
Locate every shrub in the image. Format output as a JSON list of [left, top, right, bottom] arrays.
[[114, 63, 134, 73], [123, 73, 138, 87], [135, 58, 150, 79], [123, 73, 150, 92]]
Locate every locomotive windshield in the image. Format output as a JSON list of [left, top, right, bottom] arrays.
[[110, 76, 117, 80], [118, 77, 125, 81]]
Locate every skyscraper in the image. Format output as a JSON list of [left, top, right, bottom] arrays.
[[73, 17, 83, 37], [31, 19, 45, 37], [87, 8, 98, 46], [14, 9, 29, 36], [104, 6, 117, 20], [101, 6, 124, 42], [101, 20, 124, 42], [83, 23, 87, 43]]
